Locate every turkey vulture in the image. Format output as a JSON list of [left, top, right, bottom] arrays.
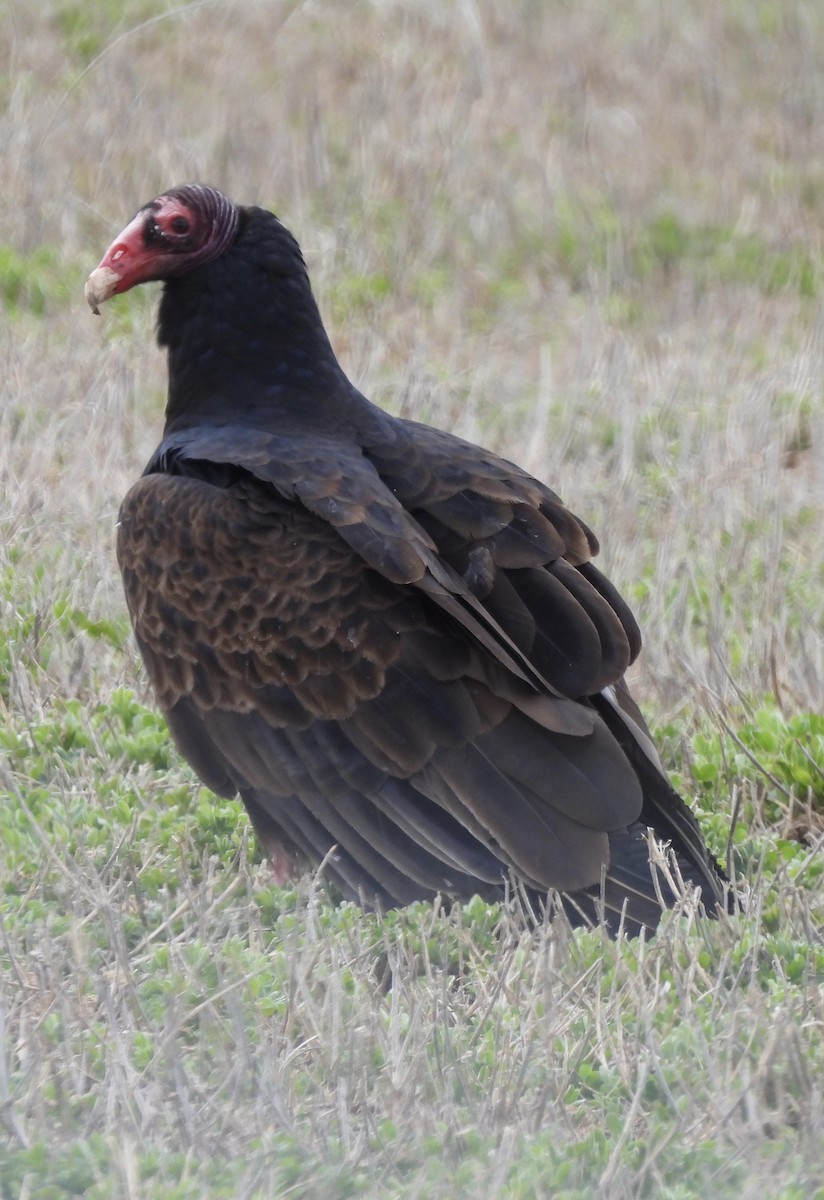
[[85, 184, 729, 935]]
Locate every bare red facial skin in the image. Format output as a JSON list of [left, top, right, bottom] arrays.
[[85, 196, 197, 313]]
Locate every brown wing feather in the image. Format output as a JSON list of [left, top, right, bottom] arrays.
[[117, 468, 652, 905]]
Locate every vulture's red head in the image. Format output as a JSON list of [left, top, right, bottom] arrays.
[[85, 185, 239, 314]]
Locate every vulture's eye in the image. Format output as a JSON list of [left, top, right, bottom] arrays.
[[170, 216, 190, 234]]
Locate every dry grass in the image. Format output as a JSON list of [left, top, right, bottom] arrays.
[[1, 1, 823, 1196]]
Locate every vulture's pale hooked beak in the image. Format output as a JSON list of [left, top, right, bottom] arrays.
[[84, 265, 121, 315]]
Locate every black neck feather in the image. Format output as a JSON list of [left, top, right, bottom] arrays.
[[158, 207, 351, 433]]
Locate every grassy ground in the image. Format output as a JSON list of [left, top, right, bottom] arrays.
[[1, 0, 823, 1196]]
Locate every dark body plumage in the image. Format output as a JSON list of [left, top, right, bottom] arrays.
[[91, 186, 729, 935]]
